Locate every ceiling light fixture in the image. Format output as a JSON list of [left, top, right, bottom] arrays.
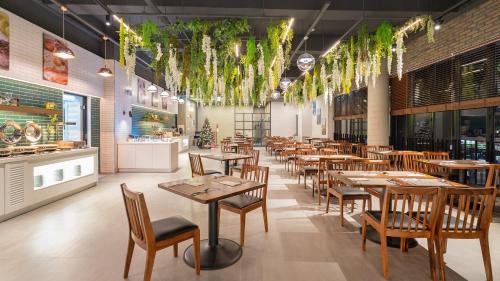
[[391, 43, 397, 52], [147, 85, 158, 93], [178, 98, 185, 104], [160, 90, 170, 97], [297, 37, 315, 72], [171, 95, 178, 101], [272, 90, 281, 100], [105, 14, 111, 26], [97, 36, 113, 77], [279, 77, 292, 91], [434, 18, 443, 30], [53, 5, 75, 60]]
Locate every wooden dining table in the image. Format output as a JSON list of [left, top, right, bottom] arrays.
[[329, 170, 466, 248], [158, 175, 265, 270], [416, 159, 492, 183], [298, 154, 362, 162], [201, 153, 251, 175]]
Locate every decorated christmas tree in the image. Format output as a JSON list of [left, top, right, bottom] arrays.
[[199, 117, 214, 148]]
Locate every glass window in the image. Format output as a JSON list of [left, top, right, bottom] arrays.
[[63, 93, 87, 142]]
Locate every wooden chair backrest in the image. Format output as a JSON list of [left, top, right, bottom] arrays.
[[240, 165, 269, 201], [338, 144, 353, 155], [437, 187, 496, 237], [363, 159, 391, 171], [485, 164, 500, 196], [244, 149, 260, 166], [366, 145, 378, 159], [357, 144, 366, 157], [188, 153, 205, 177], [238, 143, 252, 154], [377, 145, 394, 151], [402, 152, 425, 171], [382, 186, 440, 234], [423, 151, 449, 160], [121, 183, 154, 248]]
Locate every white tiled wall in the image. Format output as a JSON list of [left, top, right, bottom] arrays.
[[0, 8, 104, 98]]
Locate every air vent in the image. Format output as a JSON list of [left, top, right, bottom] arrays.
[[6, 163, 26, 209]]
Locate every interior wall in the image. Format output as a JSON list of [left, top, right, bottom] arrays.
[[310, 97, 332, 138], [270, 101, 298, 137], [0, 8, 104, 98], [197, 106, 235, 142]]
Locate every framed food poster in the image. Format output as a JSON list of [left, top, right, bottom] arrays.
[[161, 96, 168, 110], [152, 91, 159, 107], [0, 10, 9, 70], [137, 79, 146, 105], [43, 33, 68, 85]]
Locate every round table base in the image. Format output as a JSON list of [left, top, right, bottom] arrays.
[[184, 238, 243, 270], [360, 226, 418, 249]]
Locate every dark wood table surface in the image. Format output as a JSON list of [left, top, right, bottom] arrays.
[[158, 175, 265, 270], [200, 153, 251, 175]]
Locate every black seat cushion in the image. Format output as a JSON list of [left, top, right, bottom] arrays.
[[418, 213, 465, 230], [220, 194, 261, 209], [333, 186, 371, 196], [204, 169, 222, 175], [152, 216, 198, 242], [367, 211, 427, 230]]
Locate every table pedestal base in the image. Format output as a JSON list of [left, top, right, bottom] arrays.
[[360, 226, 418, 249], [184, 238, 242, 270]]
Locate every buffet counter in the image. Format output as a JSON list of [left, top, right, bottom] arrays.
[[0, 147, 99, 222], [118, 141, 179, 172], [173, 136, 189, 152]]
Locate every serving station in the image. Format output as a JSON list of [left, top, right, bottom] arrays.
[[117, 141, 179, 172], [0, 147, 99, 222]]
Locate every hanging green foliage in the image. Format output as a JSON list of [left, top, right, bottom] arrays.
[[119, 18, 125, 67]]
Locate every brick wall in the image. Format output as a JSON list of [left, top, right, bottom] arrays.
[[403, 0, 500, 73], [0, 76, 63, 147], [131, 106, 176, 136]]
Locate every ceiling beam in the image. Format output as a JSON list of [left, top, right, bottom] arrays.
[[289, 1, 331, 62]]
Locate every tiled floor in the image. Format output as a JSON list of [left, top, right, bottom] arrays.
[[0, 148, 498, 281]]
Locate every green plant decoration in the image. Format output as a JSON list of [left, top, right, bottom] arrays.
[[119, 18, 125, 67]]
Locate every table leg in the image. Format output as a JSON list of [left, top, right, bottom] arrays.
[[224, 160, 230, 175], [459, 169, 465, 184], [184, 201, 243, 270]]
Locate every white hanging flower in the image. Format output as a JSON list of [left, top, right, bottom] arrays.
[[123, 36, 136, 84], [155, 43, 163, 62], [268, 67, 274, 91], [370, 53, 378, 87], [202, 35, 212, 78], [396, 33, 405, 80], [247, 64, 254, 102], [387, 53, 393, 75], [185, 79, 190, 99], [257, 44, 265, 76], [355, 50, 362, 88], [302, 77, 307, 100], [345, 52, 354, 89], [212, 48, 218, 96], [276, 44, 285, 79], [364, 57, 371, 88], [331, 61, 340, 92], [320, 63, 327, 94]]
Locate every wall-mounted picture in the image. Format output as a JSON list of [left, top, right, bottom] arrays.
[[43, 33, 68, 85], [311, 101, 316, 115], [317, 108, 321, 125], [137, 79, 146, 105], [124, 87, 132, 96], [152, 91, 159, 107], [161, 96, 168, 110], [0, 11, 9, 70], [321, 118, 326, 135]]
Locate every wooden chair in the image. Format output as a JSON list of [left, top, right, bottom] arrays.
[[378, 145, 394, 151], [338, 143, 353, 155], [485, 164, 500, 198], [402, 152, 425, 172], [366, 145, 378, 159], [361, 186, 440, 280], [361, 159, 391, 206], [434, 187, 496, 281], [219, 165, 269, 246], [188, 153, 221, 177], [296, 149, 317, 189], [423, 151, 450, 178], [320, 148, 338, 155], [121, 184, 201, 280], [325, 160, 372, 225], [230, 149, 260, 175]]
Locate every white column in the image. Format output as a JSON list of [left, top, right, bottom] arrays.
[[367, 63, 390, 145]]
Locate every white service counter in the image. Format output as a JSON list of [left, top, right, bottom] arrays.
[[118, 141, 179, 172], [0, 148, 99, 222], [173, 136, 189, 152]]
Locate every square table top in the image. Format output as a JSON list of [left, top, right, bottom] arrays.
[[158, 175, 265, 204], [200, 153, 252, 161], [368, 150, 415, 156], [417, 159, 492, 170]]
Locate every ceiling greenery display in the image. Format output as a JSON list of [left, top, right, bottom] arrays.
[[118, 17, 294, 107], [283, 15, 436, 106]]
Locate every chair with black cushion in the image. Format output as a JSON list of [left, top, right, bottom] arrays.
[[434, 187, 496, 281], [361, 186, 440, 280], [219, 165, 269, 246], [188, 153, 221, 177], [362, 159, 391, 207], [325, 160, 372, 226], [230, 149, 259, 175], [121, 183, 201, 280], [296, 149, 317, 189]]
